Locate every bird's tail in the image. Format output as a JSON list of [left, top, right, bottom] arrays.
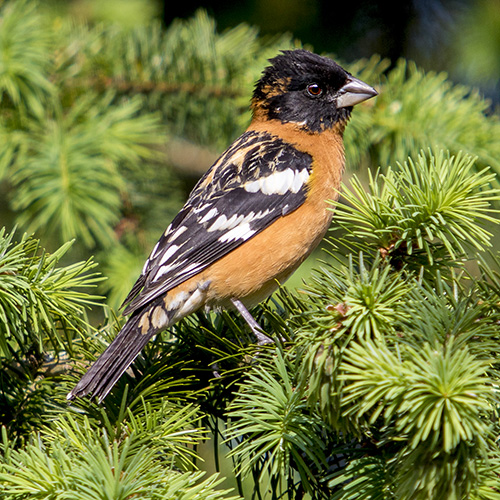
[[67, 306, 166, 403], [67, 281, 210, 402]]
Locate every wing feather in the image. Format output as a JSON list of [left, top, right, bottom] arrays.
[[122, 130, 312, 315]]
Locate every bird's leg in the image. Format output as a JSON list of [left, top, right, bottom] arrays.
[[230, 298, 273, 345]]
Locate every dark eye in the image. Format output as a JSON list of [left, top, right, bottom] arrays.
[[306, 83, 323, 97]]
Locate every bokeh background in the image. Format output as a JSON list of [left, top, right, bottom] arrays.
[[58, 0, 500, 103], [1, 2, 500, 498], [34, 0, 499, 296], [2, 0, 500, 301]]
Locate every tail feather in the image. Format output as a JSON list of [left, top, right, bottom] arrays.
[[68, 283, 208, 403], [67, 312, 160, 402]]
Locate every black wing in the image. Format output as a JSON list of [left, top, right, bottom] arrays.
[[122, 130, 312, 315]]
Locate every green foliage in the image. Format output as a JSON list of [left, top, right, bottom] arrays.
[[10, 95, 161, 247], [0, 1, 165, 249], [0, 228, 102, 441], [0, 412, 238, 500], [226, 351, 327, 497], [1, 1, 500, 499], [0, 229, 101, 360], [0, 0, 53, 117], [293, 151, 500, 498], [334, 150, 500, 269], [347, 58, 500, 174], [341, 340, 491, 450], [329, 455, 392, 500]]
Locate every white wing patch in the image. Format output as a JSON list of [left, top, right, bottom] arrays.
[[152, 265, 170, 282], [207, 213, 251, 233], [180, 262, 203, 275], [142, 240, 162, 273], [291, 169, 310, 193], [169, 225, 188, 241], [219, 213, 241, 230], [207, 214, 229, 232], [159, 245, 180, 266], [194, 203, 211, 214], [215, 210, 270, 243], [152, 258, 188, 282], [244, 168, 309, 195], [218, 223, 255, 243], [151, 241, 161, 258], [199, 207, 219, 223]]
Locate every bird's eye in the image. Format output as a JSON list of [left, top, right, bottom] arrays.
[[306, 83, 323, 97]]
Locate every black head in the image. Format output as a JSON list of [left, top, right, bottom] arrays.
[[252, 49, 377, 133]]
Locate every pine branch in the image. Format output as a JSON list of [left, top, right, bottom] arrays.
[[0, 412, 240, 500], [0, 0, 54, 117], [347, 58, 500, 174], [0, 229, 103, 360], [226, 351, 328, 498], [0, 227, 104, 441], [8, 93, 163, 248], [332, 149, 500, 269]]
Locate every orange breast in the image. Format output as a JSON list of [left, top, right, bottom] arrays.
[[201, 120, 346, 308], [162, 120, 346, 313]]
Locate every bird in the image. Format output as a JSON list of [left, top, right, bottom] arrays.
[[67, 49, 377, 402]]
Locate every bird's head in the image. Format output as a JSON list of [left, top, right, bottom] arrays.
[[252, 49, 378, 133]]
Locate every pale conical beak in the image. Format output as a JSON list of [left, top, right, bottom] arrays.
[[336, 76, 378, 108]]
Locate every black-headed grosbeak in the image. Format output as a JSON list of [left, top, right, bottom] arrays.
[[68, 49, 377, 401]]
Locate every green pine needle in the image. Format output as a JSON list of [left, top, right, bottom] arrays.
[[226, 351, 326, 496], [0, 229, 103, 359], [333, 149, 500, 265]]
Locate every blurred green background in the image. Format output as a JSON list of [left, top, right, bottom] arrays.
[[1, 2, 499, 498], [58, 0, 500, 101], [1, 0, 499, 303]]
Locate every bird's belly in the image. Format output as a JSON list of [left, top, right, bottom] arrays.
[[201, 197, 334, 309]]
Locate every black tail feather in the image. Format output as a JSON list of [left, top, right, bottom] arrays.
[[67, 312, 158, 403]]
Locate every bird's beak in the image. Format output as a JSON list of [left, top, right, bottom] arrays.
[[336, 76, 378, 108]]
